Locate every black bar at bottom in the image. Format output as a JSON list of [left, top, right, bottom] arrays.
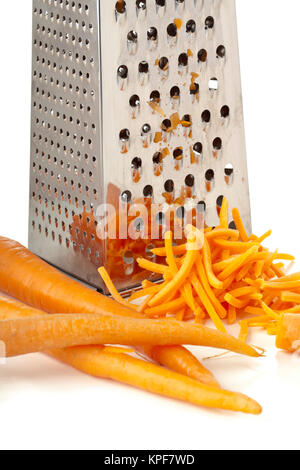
[[101, 452, 203, 466]]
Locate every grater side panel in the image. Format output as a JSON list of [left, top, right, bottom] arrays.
[[28, 0, 105, 289], [99, 0, 252, 292]]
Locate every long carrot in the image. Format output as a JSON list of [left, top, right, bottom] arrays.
[[0, 237, 216, 383], [139, 345, 220, 388], [0, 294, 221, 388], [0, 237, 140, 318], [0, 311, 260, 358], [0, 295, 261, 413], [50, 347, 262, 414]]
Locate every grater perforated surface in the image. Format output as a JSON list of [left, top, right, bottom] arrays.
[[29, 0, 251, 293]]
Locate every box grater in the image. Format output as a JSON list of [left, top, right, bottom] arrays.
[[29, 0, 251, 293]]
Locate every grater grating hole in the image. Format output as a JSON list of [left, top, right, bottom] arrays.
[[205, 16, 214, 30], [117, 65, 128, 79], [167, 23, 177, 37], [120, 128, 130, 141], [198, 49, 207, 63], [178, 53, 188, 68], [176, 206, 185, 220], [206, 169, 215, 181], [136, 0, 146, 11], [153, 152, 163, 176], [132, 157, 142, 169], [216, 195, 224, 209], [213, 137, 222, 150], [115, 1, 126, 14], [182, 114, 192, 125], [225, 163, 234, 185], [134, 218, 145, 233], [158, 56, 169, 72], [186, 19, 196, 34], [190, 82, 199, 96], [167, 23, 177, 46], [197, 201, 206, 214], [209, 77, 218, 91], [156, 212, 165, 226], [185, 174, 195, 188], [121, 190, 132, 203], [217, 45, 226, 58], [202, 110, 211, 124], [193, 142, 203, 156], [170, 86, 180, 100], [164, 179, 174, 193], [153, 152, 162, 164], [150, 90, 160, 103], [147, 27, 158, 42], [173, 147, 183, 161], [141, 123, 151, 135], [161, 119, 172, 132], [127, 30, 138, 54], [221, 105, 230, 118], [139, 61, 149, 74], [129, 94, 140, 108], [205, 170, 215, 192], [143, 185, 153, 198]]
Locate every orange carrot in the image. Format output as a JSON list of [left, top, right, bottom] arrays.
[[148, 233, 199, 307], [191, 273, 227, 333], [224, 294, 248, 310], [195, 257, 227, 319], [203, 238, 223, 290], [219, 197, 229, 229], [213, 239, 259, 253], [137, 258, 169, 275], [0, 294, 220, 388], [0, 295, 261, 412], [218, 246, 258, 281], [139, 345, 220, 388], [238, 321, 249, 343], [260, 280, 300, 291], [98, 266, 138, 308], [145, 298, 186, 317], [51, 347, 262, 414], [280, 291, 300, 304], [205, 228, 239, 241], [228, 286, 258, 298], [276, 314, 300, 352], [228, 305, 237, 325], [0, 312, 260, 358], [0, 237, 141, 318], [0, 237, 220, 383], [164, 231, 203, 318], [261, 302, 282, 322], [232, 207, 249, 242]]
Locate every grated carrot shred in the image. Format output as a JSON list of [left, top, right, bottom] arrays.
[[98, 267, 137, 309], [219, 197, 229, 229], [203, 238, 223, 289], [97, 201, 300, 347], [238, 321, 249, 343], [232, 208, 249, 242]]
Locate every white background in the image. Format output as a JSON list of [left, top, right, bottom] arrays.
[[0, 0, 299, 450]]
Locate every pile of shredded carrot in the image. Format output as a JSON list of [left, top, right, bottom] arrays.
[[99, 198, 299, 344]]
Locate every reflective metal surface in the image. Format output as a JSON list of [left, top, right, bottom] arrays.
[[29, 0, 251, 293]]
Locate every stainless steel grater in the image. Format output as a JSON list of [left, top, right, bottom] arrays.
[[29, 0, 251, 293]]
